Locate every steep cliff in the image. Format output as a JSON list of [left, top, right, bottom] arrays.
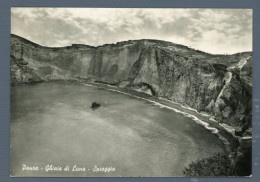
[[10, 34, 252, 136]]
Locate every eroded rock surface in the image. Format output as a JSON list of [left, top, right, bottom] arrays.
[[10, 34, 252, 136]]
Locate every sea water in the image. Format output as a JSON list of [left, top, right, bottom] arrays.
[[10, 82, 224, 177]]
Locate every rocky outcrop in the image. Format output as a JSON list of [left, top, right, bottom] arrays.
[[10, 34, 252, 136]]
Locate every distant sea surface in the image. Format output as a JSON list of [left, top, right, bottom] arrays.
[[11, 82, 224, 177]]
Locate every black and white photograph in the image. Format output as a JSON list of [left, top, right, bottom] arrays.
[[10, 8, 252, 177]]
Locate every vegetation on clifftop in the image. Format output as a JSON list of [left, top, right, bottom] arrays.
[[184, 139, 252, 176]]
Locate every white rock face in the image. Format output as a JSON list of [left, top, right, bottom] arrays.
[[10, 34, 252, 136]]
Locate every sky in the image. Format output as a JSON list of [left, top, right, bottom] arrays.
[[11, 8, 252, 54]]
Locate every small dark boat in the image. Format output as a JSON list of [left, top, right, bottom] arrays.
[[91, 102, 101, 109]]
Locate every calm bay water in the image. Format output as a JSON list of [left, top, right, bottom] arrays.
[[11, 82, 224, 177]]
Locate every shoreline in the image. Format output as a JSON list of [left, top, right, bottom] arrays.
[[13, 80, 250, 154], [81, 82, 241, 154]]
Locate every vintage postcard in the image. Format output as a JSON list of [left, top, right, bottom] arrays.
[[10, 8, 252, 177]]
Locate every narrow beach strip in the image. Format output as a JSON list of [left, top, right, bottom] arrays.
[[82, 82, 235, 153]]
